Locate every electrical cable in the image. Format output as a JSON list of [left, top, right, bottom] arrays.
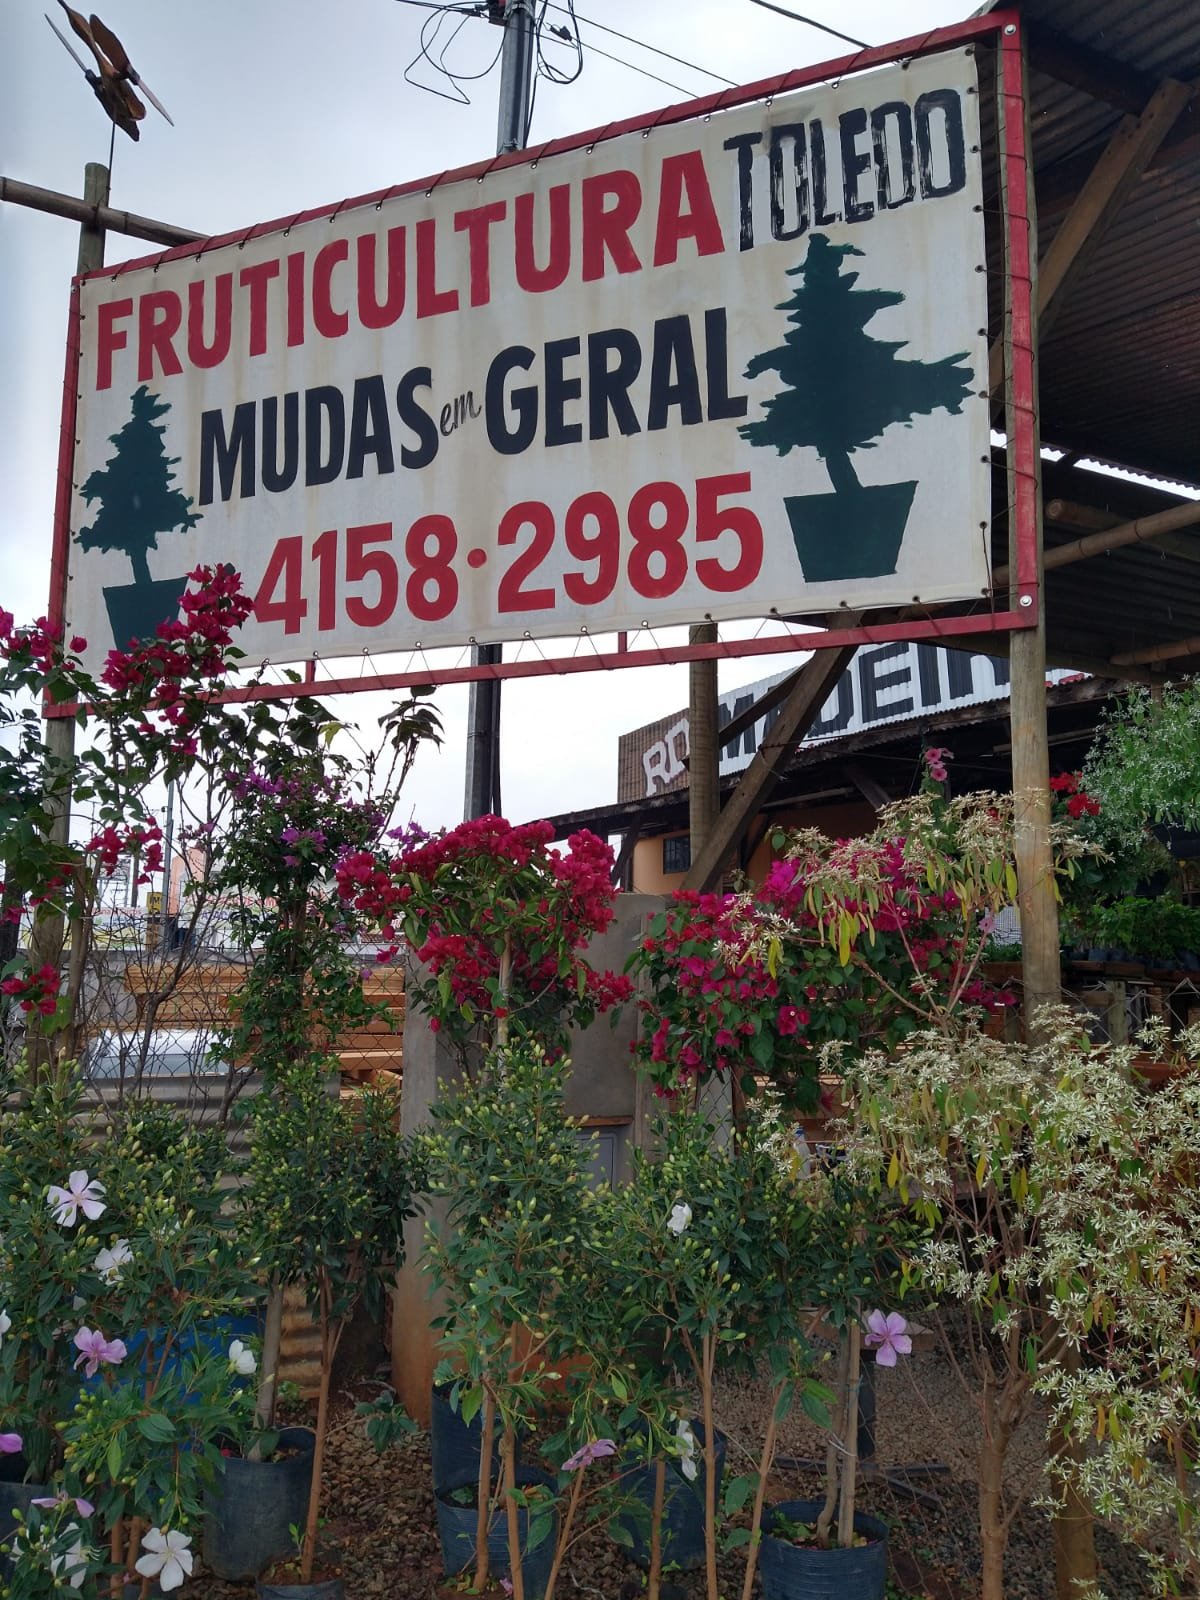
[[548, 1, 738, 87], [568, 35, 702, 98], [536, 0, 583, 86], [747, 0, 868, 53], [400, 0, 504, 104]]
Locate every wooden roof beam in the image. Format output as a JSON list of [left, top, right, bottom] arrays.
[[1113, 635, 1200, 668], [1024, 20, 1157, 113], [683, 636, 859, 892], [1045, 497, 1200, 565], [989, 75, 1194, 392], [994, 497, 1200, 582]]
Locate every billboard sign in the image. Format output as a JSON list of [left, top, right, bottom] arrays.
[[620, 648, 1081, 802], [65, 47, 988, 670]]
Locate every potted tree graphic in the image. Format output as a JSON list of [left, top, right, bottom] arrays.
[[76, 385, 201, 647], [740, 233, 974, 583]]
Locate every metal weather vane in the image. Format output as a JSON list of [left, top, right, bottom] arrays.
[[44, 2, 173, 141]]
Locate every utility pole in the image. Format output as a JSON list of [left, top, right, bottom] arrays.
[[463, 0, 537, 820], [27, 162, 108, 1008]]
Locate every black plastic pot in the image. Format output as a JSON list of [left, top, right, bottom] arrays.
[[203, 1427, 316, 1580], [435, 1466, 556, 1600], [255, 1583, 344, 1600], [759, 1498, 889, 1600], [430, 1382, 507, 1497], [0, 1472, 51, 1574], [616, 1423, 726, 1572]]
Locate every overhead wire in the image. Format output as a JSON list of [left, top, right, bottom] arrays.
[[392, 0, 737, 114], [545, 1, 738, 87]]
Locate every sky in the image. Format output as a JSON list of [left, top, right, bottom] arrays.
[[4, 0, 969, 833]]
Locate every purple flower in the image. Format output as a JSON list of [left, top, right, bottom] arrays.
[[863, 1310, 912, 1367], [33, 1493, 95, 1517], [562, 1438, 617, 1471], [280, 827, 300, 844], [0, 1433, 21, 1455], [73, 1326, 127, 1379], [283, 854, 300, 867]]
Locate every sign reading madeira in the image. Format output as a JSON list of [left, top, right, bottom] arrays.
[[66, 48, 988, 668]]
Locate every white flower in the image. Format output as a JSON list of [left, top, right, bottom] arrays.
[[0, 1309, 10, 1346], [228, 1339, 257, 1376], [46, 1171, 106, 1228], [676, 1416, 698, 1482], [50, 1524, 90, 1591], [93, 1240, 132, 1285], [667, 1202, 692, 1237], [135, 1527, 193, 1592]]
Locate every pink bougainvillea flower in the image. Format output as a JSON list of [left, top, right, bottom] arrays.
[[562, 1438, 617, 1471], [863, 1310, 912, 1367], [47, 1171, 106, 1227], [73, 1326, 127, 1379], [0, 1433, 22, 1454]]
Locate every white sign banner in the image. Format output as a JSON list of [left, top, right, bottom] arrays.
[[66, 48, 988, 668]]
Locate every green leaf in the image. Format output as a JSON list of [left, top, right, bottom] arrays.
[[723, 1473, 756, 1516], [135, 1413, 176, 1443]]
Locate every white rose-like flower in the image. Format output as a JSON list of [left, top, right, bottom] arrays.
[[135, 1528, 193, 1592], [93, 1240, 132, 1285], [0, 1310, 10, 1346], [676, 1416, 698, 1482], [228, 1339, 257, 1376], [667, 1202, 692, 1236]]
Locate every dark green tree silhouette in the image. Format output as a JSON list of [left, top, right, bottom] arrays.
[[77, 386, 200, 587], [740, 234, 973, 496]]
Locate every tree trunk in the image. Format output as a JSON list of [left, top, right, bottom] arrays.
[[473, 1386, 497, 1592], [130, 546, 153, 587], [647, 1457, 666, 1600], [249, 1284, 285, 1460], [701, 1339, 719, 1600], [823, 448, 861, 497], [1051, 1344, 1098, 1600], [837, 1322, 862, 1549], [300, 1299, 333, 1584], [501, 1426, 525, 1600], [977, 1398, 1013, 1600]]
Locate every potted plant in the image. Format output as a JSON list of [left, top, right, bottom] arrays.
[[421, 1043, 599, 1599], [75, 384, 201, 648], [244, 1069, 421, 1595], [738, 233, 974, 582], [753, 1165, 913, 1600]]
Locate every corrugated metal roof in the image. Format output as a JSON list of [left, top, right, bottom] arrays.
[[983, 0, 1200, 490], [968, 0, 1200, 669]]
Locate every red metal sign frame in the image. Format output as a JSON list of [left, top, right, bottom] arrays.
[[47, 8, 1036, 713]]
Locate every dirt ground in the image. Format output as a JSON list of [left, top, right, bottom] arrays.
[[194, 1339, 1157, 1600]]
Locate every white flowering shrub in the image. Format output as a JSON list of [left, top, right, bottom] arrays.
[[838, 1010, 1200, 1599]]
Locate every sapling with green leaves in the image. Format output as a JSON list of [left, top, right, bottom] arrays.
[[421, 1042, 603, 1600], [245, 1071, 420, 1585], [601, 1100, 826, 1600]]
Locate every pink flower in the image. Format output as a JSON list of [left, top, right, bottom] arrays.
[[562, 1438, 617, 1471], [33, 1493, 95, 1517], [47, 1171, 106, 1227], [863, 1310, 912, 1367], [0, 1433, 21, 1454], [73, 1326, 127, 1379]]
